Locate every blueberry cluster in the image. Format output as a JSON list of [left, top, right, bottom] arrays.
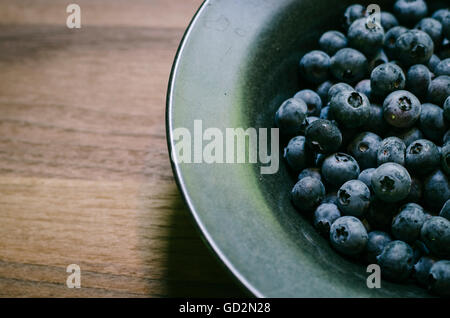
[[275, 1, 450, 296]]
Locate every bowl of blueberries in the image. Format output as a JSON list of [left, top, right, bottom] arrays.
[[167, 0, 449, 297]]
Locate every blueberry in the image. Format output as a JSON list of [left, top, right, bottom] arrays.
[[405, 176, 423, 203], [377, 136, 406, 166], [330, 48, 368, 83], [392, 203, 427, 243], [313, 203, 341, 236], [432, 8, 450, 24], [294, 89, 322, 116], [321, 153, 360, 188], [355, 79, 371, 100], [305, 119, 342, 154], [275, 97, 308, 135], [380, 11, 399, 31], [395, 30, 434, 66], [316, 80, 334, 105], [424, 170, 450, 212], [406, 64, 432, 98], [394, 127, 424, 147], [393, 0, 428, 27], [348, 18, 385, 57], [366, 104, 390, 135], [420, 216, 450, 258], [319, 31, 348, 56], [358, 168, 376, 192], [365, 231, 392, 264], [291, 176, 325, 213], [413, 256, 436, 287], [415, 18, 443, 46], [299, 116, 320, 135], [299, 50, 331, 84], [419, 103, 447, 143], [366, 198, 398, 231], [343, 4, 366, 30], [284, 136, 312, 172], [405, 139, 440, 176], [337, 180, 371, 217], [444, 95, 450, 122], [442, 142, 450, 174], [384, 26, 408, 60], [330, 216, 368, 256], [298, 167, 322, 182], [434, 58, 450, 76], [440, 199, 450, 220], [427, 75, 450, 105], [427, 54, 441, 73], [372, 162, 412, 203], [377, 240, 414, 282], [371, 63, 406, 100], [383, 90, 421, 128], [330, 90, 371, 128], [347, 132, 382, 169], [428, 260, 450, 297]]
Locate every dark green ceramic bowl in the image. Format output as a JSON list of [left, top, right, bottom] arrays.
[[166, 0, 430, 297]]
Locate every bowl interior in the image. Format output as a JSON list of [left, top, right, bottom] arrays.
[[167, 0, 432, 297]]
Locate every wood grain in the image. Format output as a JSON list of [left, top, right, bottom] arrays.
[[0, 0, 246, 297]]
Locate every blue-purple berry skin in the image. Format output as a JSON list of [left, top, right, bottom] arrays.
[[395, 30, 434, 66], [313, 203, 341, 236], [428, 260, 450, 297], [413, 256, 436, 287], [365, 231, 392, 264], [427, 75, 450, 105], [377, 240, 414, 282], [275, 98, 308, 136], [421, 216, 450, 258], [392, 203, 427, 243], [377, 137, 406, 166], [330, 48, 368, 84], [330, 90, 371, 128], [299, 50, 331, 84], [371, 63, 406, 100], [330, 216, 368, 256], [383, 90, 422, 128], [423, 170, 450, 212], [322, 153, 361, 188], [337, 180, 371, 217], [406, 64, 431, 98], [291, 177, 325, 213], [371, 163, 412, 203], [419, 103, 447, 143], [294, 89, 323, 117]]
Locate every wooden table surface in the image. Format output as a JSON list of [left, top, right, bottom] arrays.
[[0, 0, 246, 297]]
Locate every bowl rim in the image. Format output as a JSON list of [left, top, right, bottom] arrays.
[[165, 0, 260, 297]]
